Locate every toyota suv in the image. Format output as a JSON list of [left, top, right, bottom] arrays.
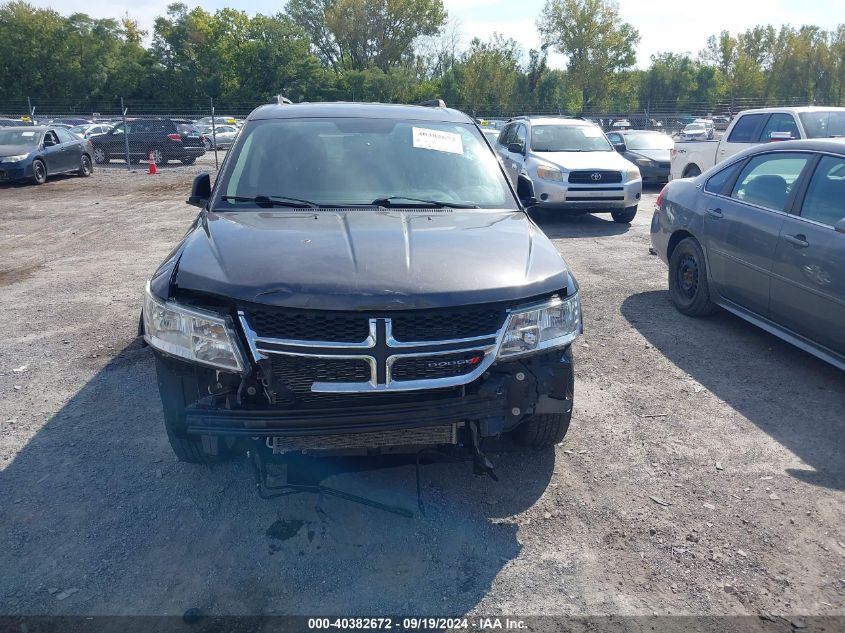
[[141, 102, 582, 466], [495, 116, 642, 223]]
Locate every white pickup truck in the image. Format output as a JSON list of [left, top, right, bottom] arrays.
[[670, 106, 845, 180]]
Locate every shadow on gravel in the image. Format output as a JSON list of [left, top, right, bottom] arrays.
[[529, 209, 630, 239], [0, 341, 552, 614], [622, 290, 845, 491]]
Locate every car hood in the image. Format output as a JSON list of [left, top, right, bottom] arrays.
[[0, 145, 35, 157], [531, 150, 633, 171], [171, 209, 574, 310], [626, 149, 671, 163]]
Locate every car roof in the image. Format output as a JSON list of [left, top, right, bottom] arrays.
[[3, 126, 47, 132], [746, 138, 845, 154], [521, 117, 595, 127], [614, 129, 664, 135], [247, 102, 474, 124], [736, 106, 845, 116]]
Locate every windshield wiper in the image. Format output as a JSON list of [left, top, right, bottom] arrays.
[[220, 194, 319, 209], [372, 196, 479, 209]]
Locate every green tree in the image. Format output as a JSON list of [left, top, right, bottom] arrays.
[[537, 0, 639, 111]]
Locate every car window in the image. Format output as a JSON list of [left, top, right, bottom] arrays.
[[727, 114, 766, 143], [607, 133, 621, 144], [530, 125, 613, 152], [0, 129, 41, 145], [730, 152, 811, 211], [800, 155, 845, 226], [499, 124, 514, 146], [219, 118, 517, 210], [623, 133, 673, 150], [55, 128, 74, 144], [798, 111, 845, 139], [760, 114, 799, 141], [44, 131, 59, 145], [704, 160, 743, 194], [176, 123, 199, 135], [513, 124, 526, 148]]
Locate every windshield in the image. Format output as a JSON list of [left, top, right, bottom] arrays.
[[217, 117, 516, 209], [685, 125, 705, 132], [530, 125, 612, 152], [623, 133, 674, 150], [799, 111, 845, 138], [176, 123, 199, 135], [0, 129, 41, 146]]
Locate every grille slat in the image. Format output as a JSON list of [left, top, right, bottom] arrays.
[[568, 170, 623, 184], [271, 356, 371, 395], [269, 425, 456, 452], [392, 350, 485, 381], [392, 309, 504, 342], [247, 310, 368, 342]]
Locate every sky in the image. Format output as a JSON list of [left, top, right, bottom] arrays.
[[27, 0, 843, 69]]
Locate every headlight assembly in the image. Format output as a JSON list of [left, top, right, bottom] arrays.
[[536, 165, 564, 182], [635, 158, 654, 166], [0, 154, 29, 163], [626, 167, 641, 180], [143, 283, 244, 372], [497, 293, 582, 359]]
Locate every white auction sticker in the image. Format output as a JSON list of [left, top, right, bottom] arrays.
[[412, 127, 463, 155], [21, 131, 34, 137], [581, 127, 603, 137]]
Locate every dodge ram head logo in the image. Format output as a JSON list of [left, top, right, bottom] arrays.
[[590, 172, 602, 181], [426, 356, 483, 369]]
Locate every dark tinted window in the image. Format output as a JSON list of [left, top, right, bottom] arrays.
[[799, 111, 845, 138], [44, 131, 59, 145], [513, 124, 527, 147], [727, 114, 765, 143], [760, 113, 799, 141], [730, 152, 811, 211], [800, 155, 845, 226], [176, 123, 199, 135], [500, 124, 515, 146], [704, 160, 742, 194]]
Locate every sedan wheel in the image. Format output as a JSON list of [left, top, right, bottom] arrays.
[[93, 147, 108, 164], [31, 159, 47, 184], [668, 237, 717, 317], [78, 154, 92, 177], [148, 148, 164, 165]]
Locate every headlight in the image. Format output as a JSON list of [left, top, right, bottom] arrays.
[[635, 158, 654, 166], [143, 283, 244, 372], [536, 165, 564, 182], [497, 294, 582, 359], [626, 167, 641, 180], [0, 154, 29, 163]]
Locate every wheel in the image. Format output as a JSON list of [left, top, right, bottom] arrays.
[[512, 411, 572, 448], [31, 159, 47, 184], [155, 359, 230, 465], [668, 237, 718, 316], [684, 165, 701, 178], [92, 147, 108, 164], [181, 157, 196, 165], [148, 147, 165, 166], [611, 206, 637, 223], [77, 154, 92, 177], [202, 137, 212, 150]]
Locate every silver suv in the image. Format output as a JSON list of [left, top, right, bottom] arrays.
[[495, 117, 642, 223]]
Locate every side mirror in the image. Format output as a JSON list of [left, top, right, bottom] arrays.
[[613, 142, 626, 152], [508, 142, 525, 155], [516, 174, 537, 208], [187, 172, 211, 207], [835, 218, 845, 234], [43, 138, 56, 147]]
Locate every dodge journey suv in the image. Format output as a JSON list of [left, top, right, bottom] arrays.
[[142, 102, 582, 465], [496, 116, 642, 223]]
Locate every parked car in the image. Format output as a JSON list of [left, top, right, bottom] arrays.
[[47, 117, 93, 127], [651, 138, 845, 370], [481, 128, 501, 145], [0, 117, 26, 127], [670, 106, 845, 179], [195, 116, 238, 128], [679, 123, 708, 142], [712, 115, 731, 130], [607, 130, 673, 185], [494, 116, 642, 223], [141, 101, 582, 465], [693, 119, 715, 139], [0, 126, 93, 184], [198, 124, 237, 149], [88, 117, 205, 165], [611, 119, 632, 130], [69, 123, 114, 139]]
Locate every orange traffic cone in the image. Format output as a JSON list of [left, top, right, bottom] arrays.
[[148, 151, 158, 175]]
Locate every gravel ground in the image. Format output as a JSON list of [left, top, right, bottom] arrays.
[[1, 154, 844, 618]]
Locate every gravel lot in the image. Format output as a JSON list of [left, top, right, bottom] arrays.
[[1, 154, 843, 619]]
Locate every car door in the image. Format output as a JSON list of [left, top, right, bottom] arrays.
[[54, 127, 81, 171], [718, 113, 767, 162], [758, 113, 800, 143], [704, 151, 813, 317], [497, 124, 518, 184], [40, 131, 64, 174], [769, 154, 845, 356], [504, 123, 528, 182]]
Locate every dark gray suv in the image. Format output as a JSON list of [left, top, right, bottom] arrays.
[[651, 139, 845, 370]]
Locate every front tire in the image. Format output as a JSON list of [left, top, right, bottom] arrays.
[[92, 147, 108, 164], [78, 154, 92, 177], [512, 411, 572, 447], [31, 159, 47, 184], [611, 205, 637, 223], [181, 157, 196, 165], [148, 147, 165, 166], [668, 237, 718, 316], [684, 165, 701, 178]]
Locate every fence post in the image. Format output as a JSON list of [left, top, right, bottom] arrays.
[[210, 97, 219, 170], [121, 97, 130, 171]]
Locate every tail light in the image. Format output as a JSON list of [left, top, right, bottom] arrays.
[[168, 133, 181, 141], [656, 185, 667, 209]]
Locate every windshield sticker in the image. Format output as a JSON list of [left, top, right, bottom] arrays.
[[581, 128, 603, 137], [412, 127, 463, 155], [21, 131, 34, 137]]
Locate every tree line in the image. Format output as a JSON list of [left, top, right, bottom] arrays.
[[0, 0, 843, 116]]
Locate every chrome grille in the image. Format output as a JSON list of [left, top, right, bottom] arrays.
[[568, 170, 623, 184], [391, 350, 485, 381]]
